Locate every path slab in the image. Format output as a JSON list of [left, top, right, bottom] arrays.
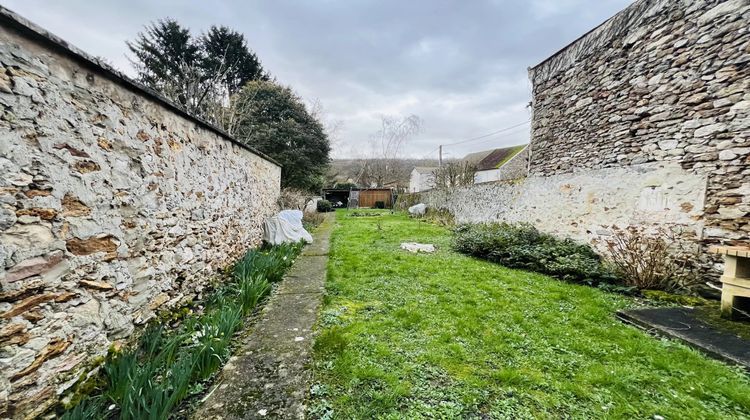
[[617, 307, 750, 369], [193, 214, 334, 419]]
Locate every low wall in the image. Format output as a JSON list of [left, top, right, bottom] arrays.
[[0, 9, 280, 417], [421, 162, 713, 271]]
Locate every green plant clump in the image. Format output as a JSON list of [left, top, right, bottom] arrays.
[[452, 222, 617, 285], [61, 242, 303, 420], [317, 199, 334, 213]]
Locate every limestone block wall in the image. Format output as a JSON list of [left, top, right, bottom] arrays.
[[0, 11, 280, 417], [528, 0, 750, 250]]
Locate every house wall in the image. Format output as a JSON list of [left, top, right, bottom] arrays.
[[409, 170, 421, 193], [528, 0, 750, 251], [0, 11, 280, 417], [409, 170, 435, 193], [474, 146, 529, 183]]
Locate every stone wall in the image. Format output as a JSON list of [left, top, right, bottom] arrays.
[[528, 0, 750, 250], [420, 0, 749, 281], [422, 162, 707, 257], [0, 10, 280, 418]]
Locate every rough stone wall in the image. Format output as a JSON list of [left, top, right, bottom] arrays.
[[0, 16, 280, 418], [422, 162, 707, 259], [528, 0, 750, 251], [474, 146, 529, 184]]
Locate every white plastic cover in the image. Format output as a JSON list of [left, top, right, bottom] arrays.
[[263, 210, 314, 245], [408, 203, 426, 216]]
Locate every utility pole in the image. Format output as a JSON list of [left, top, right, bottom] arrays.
[[438, 145, 442, 167]]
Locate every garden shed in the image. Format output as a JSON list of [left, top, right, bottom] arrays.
[[322, 188, 394, 209]]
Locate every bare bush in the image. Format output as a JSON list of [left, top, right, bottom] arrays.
[[302, 211, 326, 230], [433, 161, 476, 190], [605, 226, 699, 291], [424, 208, 455, 226], [278, 188, 313, 210], [394, 192, 422, 211]]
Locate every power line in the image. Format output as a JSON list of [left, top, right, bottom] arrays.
[[442, 120, 530, 147], [418, 145, 440, 161], [415, 120, 531, 163], [453, 126, 530, 148]]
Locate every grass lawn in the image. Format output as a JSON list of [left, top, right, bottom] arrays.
[[308, 210, 750, 419]]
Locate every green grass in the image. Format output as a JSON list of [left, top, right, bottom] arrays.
[[309, 211, 750, 419]]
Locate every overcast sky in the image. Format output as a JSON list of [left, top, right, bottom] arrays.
[[2, 0, 632, 159]]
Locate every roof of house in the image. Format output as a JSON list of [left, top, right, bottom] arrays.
[[412, 166, 438, 174], [461, 150, 496, 165], [474, 145, 527, 172]]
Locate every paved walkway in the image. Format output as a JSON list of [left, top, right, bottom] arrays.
[[194, 214, 334, 419]]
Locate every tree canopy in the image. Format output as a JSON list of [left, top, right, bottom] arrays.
[[231, 81, 331, 192], [127, 19, 267, 119]]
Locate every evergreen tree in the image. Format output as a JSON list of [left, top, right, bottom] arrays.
[[127, 20, 268, 119], [127, 19, 200, 107], [231, 81, 331, 192], [200, 26, 267, 97]]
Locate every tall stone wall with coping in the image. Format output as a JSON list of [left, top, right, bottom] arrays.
[[0, 11, 280, 418], [528, 0, 750, 251]]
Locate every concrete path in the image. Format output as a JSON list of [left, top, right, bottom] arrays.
[[194, 214, 334, 419]]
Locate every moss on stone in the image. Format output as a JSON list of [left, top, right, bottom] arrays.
[[59, 354, 108, 410], [641, 289, 711, 307], [694, 305, 750, 341]]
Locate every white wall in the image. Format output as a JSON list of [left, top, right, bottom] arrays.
[[409, 170, 435, 193], [422, 162, 712, 270]]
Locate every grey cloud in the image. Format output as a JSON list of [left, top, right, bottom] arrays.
[[2, 0, 632, 158]]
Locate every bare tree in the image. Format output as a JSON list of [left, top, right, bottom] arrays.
[[433, 161, 477, 190], [359, 114, 422, 187], [221, 83, 261, 137], [308, 98, 344, 151]]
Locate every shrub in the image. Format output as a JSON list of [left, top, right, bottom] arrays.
[[605, 226, 699, 291], [317, 199, 333, 213], [452, 223, 617, 285], [374, 201, 385, 209]]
